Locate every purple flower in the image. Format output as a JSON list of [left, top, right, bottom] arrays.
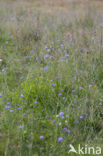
[[58, 49, 62, 53], [5, 106, 11, 109], [22, 113, 25, 117], [30, 49, 34, 54], [10, 36, 14, 39], [44, 67, 47, 71], [58, 137, 63, 142], [34, 101, 38, 104], [65, 54, 69, 58], [16, 107, 21, 110], [19, 126, 23, 129], [5, 41, 8, 44], [30, 76, 33, 78], [2, 68, 5, 72], [80, 116, 83, 119], [61, 44, 64, 48], [64, 128, 70, 133], [21, 94, 23, 98], [59, 112, 64, 117], [45, 46, 48, 50], [74, 99, 76, 104], [66, 115, 69, 118], [7, 102, 10, 105], [0, 94, 2, 98], [44, 55, 48, 59], [58, 93, 62, 96], [40, 136, 44, 139], [99, 102, 102, 106], [92, 37, 94, 40], [72, 90, 76, 93], [79, 87, 83, 90], [10, 110, 13, 113], [63, 97, 66, 100]]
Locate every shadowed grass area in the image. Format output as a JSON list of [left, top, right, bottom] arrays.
[[0, 0, 103, 155]]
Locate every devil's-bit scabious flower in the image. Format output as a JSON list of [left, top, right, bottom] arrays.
[[21, 94, 23, 98], [58, 137, 63, 142], [40, 136, 44, 139], [19, 126, 23, 129]]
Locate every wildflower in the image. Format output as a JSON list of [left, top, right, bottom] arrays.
[[99, 102, 102, 106], [65, 120, 68, 123], [66, 115, 69, 118], [72, 90, 75, 93], [64, 128, 70, 133], [5, 106, 11, 109], [30, 76, 33, 78], [79, 87, 83, 90], [2, 68, 5, 72], [58, 137, 63, 142], [34, 101, 38, 104], [10, 110, 13, 113], [10, 36, 13, 39], [44, 67, 47, 71], [40, 136, 44, 139], [5, 41, 8, 44], [16, 107, 21, 110], [92, 37, 94, 40], [58, 93, 62, 96], [61, 44, 64, 48], [45, 46, 48, 50], [58, 49, 62, 53], [80, 116, 83, 119], [56, 115, 59, 118], [65, 54, 69, 58], [63, 97, 66, 100], [19, 126, 23, 129], [59, 112, 64, 117], [7, 102, 10, 105], [22, 113, 25, 117], [59, 122, 61, 126], [30, 49, 34, 54], [74, 99, 76, 104], [44, 54, 48, 59], [54, 84, 56, 86], [21, 94, 23, 98], [0, 59, 2, 62], [0, 94, 2, 98]]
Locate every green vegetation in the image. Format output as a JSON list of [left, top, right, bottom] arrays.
[[0, 0, 103, 155]]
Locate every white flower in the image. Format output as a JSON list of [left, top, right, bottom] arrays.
[[59, 122, 61, 126], [65, 120, 68, 123], [56, 115, 59, 118], [0, 59, 2, 62]]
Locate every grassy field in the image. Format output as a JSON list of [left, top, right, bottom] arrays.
[[0, 0, 103, 155]]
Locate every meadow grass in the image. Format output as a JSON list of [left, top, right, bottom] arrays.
[[0, 0, 103, 155]]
